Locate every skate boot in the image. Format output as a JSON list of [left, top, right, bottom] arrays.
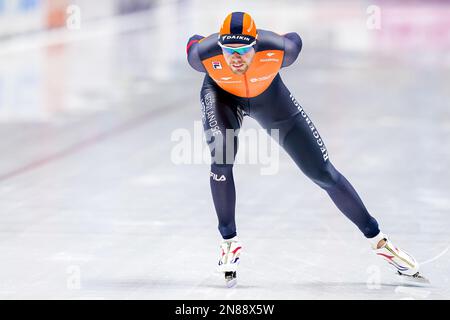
[[218, 236, 242, 288], [369, 232, 429, 284]]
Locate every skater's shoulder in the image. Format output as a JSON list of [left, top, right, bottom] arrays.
[[255, 29, 284, 51], [196, 33, 222, 60]]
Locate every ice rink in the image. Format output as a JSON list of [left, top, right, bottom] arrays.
[[0, 0, 449, 299]]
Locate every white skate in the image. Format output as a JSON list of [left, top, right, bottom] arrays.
[[218, 236, 242, 288], [370, 232, 429, 285]]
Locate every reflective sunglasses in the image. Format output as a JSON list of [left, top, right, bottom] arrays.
[[218, 41, 256, 55]]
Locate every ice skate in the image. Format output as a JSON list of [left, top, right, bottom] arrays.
[[396, 270, 430, 286], [218, 236, 242, 288], [370, 233, 430, 285]]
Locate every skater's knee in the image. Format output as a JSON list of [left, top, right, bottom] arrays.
[[309, 162, 341, 189], [208, 134, 238, 166]]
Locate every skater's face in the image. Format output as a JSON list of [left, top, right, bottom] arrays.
[[221, 43, 255, 75]]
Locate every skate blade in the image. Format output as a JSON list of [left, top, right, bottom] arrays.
[[397, 271, 430, 286], [224, 271, 237, 288], [225, 278, 237, 288]]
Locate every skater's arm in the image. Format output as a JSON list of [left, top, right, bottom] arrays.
[[282, 32, 302, 68], [187, 34, 207, 73]]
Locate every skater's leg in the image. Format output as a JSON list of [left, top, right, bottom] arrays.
[[250, 78, 423, 278], [251, 81, 380, 238], [280, 111, 380, 238], [200, 80, 243, 239], [285, 122, 425, 278], [280, 97, 425, 278]]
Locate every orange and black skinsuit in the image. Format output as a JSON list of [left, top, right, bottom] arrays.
[[187, 30, 380, 240]]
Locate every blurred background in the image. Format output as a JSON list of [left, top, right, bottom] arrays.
[[1, 0, 449, 124], [0, 0, 449, 299]]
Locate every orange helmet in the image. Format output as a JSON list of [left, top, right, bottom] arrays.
[[219, 12, 257, 46]]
